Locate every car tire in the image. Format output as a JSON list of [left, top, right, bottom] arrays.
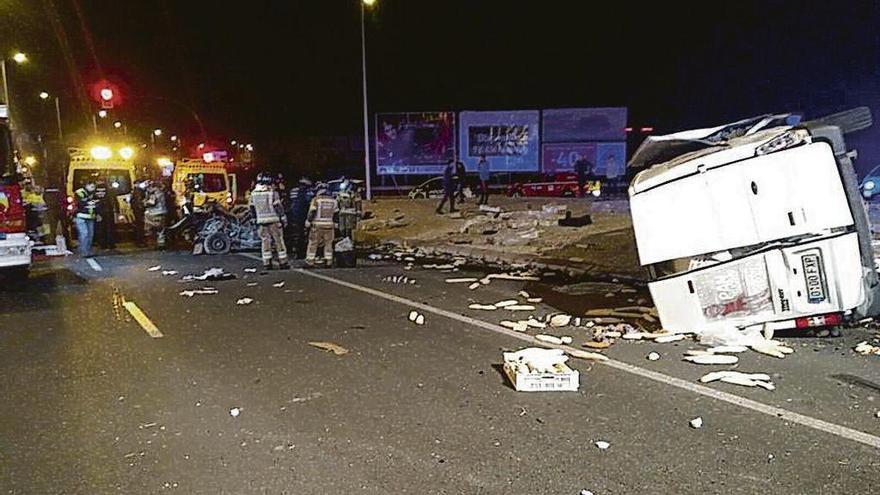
[[203, 232, 231, 255]]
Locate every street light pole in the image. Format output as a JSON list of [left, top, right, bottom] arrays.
[[361, 1, 372, 200], [54, 97, 63, 140], [1, 59, 13, 131]]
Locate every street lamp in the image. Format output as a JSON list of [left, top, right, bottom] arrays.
[[118, 146, 134, 160], [153, 128, 162, 137], [113, 120, 122, 129], [170, 135, 178, 142], [1, 51, 29, 131], [39, 91, 49, 100], [97, 109, 108, 118], [361, 0, 374, 200], [230, 140, 237, 146]]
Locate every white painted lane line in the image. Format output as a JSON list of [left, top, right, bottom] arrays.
[[86, 257, 103, 272], [293, 266, 880, 450]]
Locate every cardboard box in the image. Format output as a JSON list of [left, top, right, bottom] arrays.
[[503, 361, 579, 392]]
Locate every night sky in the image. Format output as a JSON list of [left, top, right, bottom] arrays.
[[3, 0, 880, 171]]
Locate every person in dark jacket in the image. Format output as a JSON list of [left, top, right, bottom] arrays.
[[574, 155, 594, 198], [132, 181, 146, 247], [285, 177, 313, 259], [95, 180, 117, 250], [477, 155, 490, 205], [435, 160, 457, 214]]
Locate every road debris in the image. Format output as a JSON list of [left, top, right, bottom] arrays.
[[502, 347, 579, 391], [655, 334, 686, 343], [566, 349, 608, 361], [584, 341, 611, 349], [179, 288, 219, 297], [383, 275, 416, 284], [854, 341, 880, 355], [683, 355, 739, 365], [229, 407, 241, 417], [505, 304, 536, 311], [468, 282, 481, 290], [494, 299, 519, 308], [706, 345, 749, 354], [700, 371, 775, 389], [308, 341, 350, 355], [182, 267, 237, 282], [445, 277, 479, 284], [525, 318, 546, 329], [647, 352, 660, 361], [408, 310, 425, 325], [595, 441, 610, 450], [147, 265, 162, 271], [246, 282, 258, 287], [244, 268, 257, 273], [469, 303, 498, 311], [690, 417, 703, 429], [580, 490, 595, 495], [236, 298, 254, 306], [161, 270, 178, 276], [535, 334, 564, 345], [549, 314, 572, 327], [272, 281, 285, 288], [500, 320, 529, 332]]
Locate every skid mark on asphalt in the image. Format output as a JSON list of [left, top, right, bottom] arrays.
[[278, 261, 880, 450]]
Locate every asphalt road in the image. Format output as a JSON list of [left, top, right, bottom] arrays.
[[1, 250, 880, 494]]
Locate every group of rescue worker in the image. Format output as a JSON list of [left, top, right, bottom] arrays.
[[73, 177, 169, 257], [248, 172, 361, 270]]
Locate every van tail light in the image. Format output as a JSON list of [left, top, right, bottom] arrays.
[[795, 312, 842, 329]]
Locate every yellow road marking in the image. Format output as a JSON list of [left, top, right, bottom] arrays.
[[122, 301, 163, 338]]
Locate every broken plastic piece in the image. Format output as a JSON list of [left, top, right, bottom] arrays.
[[699, 371, 771, 383], [506, 304, 536, 311], [655, 334, 686, 343], [415, 314, 425, 325], [229, 407, 241, 417], [236, 298, 254, 305], [273, 281, 285, 288], [147, 265, 162, 271], [468, 282, 481, 290], [647, 352, 660, 361], [308, 341, 350, 355], [535, 334, 564, 345], [500, 320, 528, 332], [445, 277, 479, 284], [683, 355, 739, 365], [595, 441, 610, 450], [494, 300, 519, 308], [408, 310, 418, 322], [469, 304, 497, 311], [244, 268, 257, 273], [690, 417, 703, 429], [549, 314, 572, 327]]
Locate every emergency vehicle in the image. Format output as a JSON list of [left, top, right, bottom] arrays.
[[628, 108, 880, 334], [0, 116, 31, 280], [172, 158, 235, 209], [65, 147, 137, 224]]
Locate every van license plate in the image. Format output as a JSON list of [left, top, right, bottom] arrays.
[[801, 253, 827, 304]]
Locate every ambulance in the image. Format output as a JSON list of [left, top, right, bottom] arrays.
[[171, 158, 235, 209], [628, 108, 880, 334], [66, 146, 137, 224]]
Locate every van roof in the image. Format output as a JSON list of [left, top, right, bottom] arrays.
[[628, 114, 800, 193]]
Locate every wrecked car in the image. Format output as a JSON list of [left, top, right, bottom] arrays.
[[628, 108, 880, 334]]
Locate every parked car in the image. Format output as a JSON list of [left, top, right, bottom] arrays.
[[507, 173, 601, 198], [408, 177, 474, 199], [628, 108, 880, 335], [859, 164, 880, 199]]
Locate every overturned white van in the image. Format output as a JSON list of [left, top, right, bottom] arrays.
[[628, 108, 880, 334]]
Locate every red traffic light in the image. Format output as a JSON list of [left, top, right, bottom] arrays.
[[90, 80, 122, 108]]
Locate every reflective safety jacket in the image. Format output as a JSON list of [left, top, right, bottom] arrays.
[[75, 188, 98, 220], [249, 185, 282, 225], [308, 195, 338, 228]]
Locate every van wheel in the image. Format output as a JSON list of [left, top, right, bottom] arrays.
[[204, 232, 231, 255]]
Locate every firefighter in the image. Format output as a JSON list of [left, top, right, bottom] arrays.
[[336, 179, 361, 239], [73, 179, 99, 257], [305, 184, 338, 266], [249, 173, 289, 270], [285, 177, 313, 259], [143, 180, 168, 249]]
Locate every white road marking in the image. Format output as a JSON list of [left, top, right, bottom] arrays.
[[288, 264, 880, 450], [86, 257, 103, 272]]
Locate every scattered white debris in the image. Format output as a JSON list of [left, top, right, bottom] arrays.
[[683, 355, 739, 365], [700, 371, 771, 383], [415, 314, 425, 325], [875, 411, 880, 419], [308, 341, 350, 355], [236, 298, 254, 306], [229, 407, 241, 418], [246, 282, 258, 287], [580, 490, 594, 495], [506, 304, 536, 311], [621, 332, 644, 340], [595, 441, 610, 450], [494, 300, 519, 308], [161, 270, 178, 276], [518, 291, 530, 299], [273, 281, 285, 288], [526, 297, 543, 304], [408, 310, 418, 322], [500, 320, 529, 332], [535, 334, 564, 345], [655, 334, 686, 343], [468, 282, 481, 290], [560, 336, 573, 345], [179, 288, 219, 297], [566, 349, 609, 361], [147, 265, 162, 271], [446, 277, 479, 284], [382, 275, 415, 284], [469, 303, 498, 311], [690, 417, 703, 429], [647, 352, 661, 361], [244, 268, 257, 273], [525, 318, 546, 329], [707, 345, 749, 354], [549, 314, 572, 327], [854, 341, 880, 356]]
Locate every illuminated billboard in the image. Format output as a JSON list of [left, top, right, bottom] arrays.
[[375, 112, 456, 175], [542, 107, 627, 142], [459, 110, 540, 172]]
